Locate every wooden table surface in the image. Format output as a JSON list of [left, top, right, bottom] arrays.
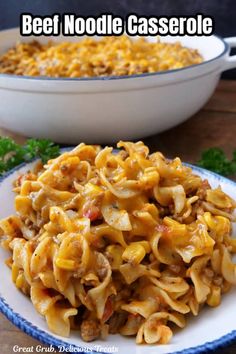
[[1, 80, 236, 353]]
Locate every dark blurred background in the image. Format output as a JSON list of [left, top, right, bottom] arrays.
[[0, 0, 236, 78]]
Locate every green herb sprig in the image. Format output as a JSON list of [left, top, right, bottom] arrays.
[[197, 148, 236, 176], [0, 137, 60, 177]]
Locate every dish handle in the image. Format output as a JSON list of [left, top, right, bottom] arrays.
[[223, 37, 236, 71]]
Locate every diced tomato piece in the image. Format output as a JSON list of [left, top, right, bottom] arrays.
[[69, 185, 77, 193], [102, 297, 114, 323], [91, 237, 105, 249], [83, 204, 100, 221], [16, 174, 23, 186], [16, 172, 36, 187]]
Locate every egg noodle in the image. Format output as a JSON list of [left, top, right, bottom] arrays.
[[1, 141, 236, 344], [0, 36, 202, 78]]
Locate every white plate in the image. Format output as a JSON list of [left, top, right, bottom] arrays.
[[0, 160, 236, 354]]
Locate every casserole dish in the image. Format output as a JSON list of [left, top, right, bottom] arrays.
[[0, 28, 235, 144]]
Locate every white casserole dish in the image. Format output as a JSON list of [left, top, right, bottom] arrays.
[[0, 28, 236, 144]]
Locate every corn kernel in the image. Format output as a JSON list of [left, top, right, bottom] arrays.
[[122, 243, 146, 265], [135, 241, 151, 253], [55, 257, 76, 270], [15, 196, 32, 216]]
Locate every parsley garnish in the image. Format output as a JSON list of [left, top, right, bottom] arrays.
[[197, 148, 236, 176], [0, 137, 60, 176]]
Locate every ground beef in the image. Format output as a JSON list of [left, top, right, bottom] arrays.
[[80, 319, 101, 342], [108, 312, 127, 334], [196, 179, 211, 200]]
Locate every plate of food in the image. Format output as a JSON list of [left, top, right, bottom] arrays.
[[0, 141, 236, 354]]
